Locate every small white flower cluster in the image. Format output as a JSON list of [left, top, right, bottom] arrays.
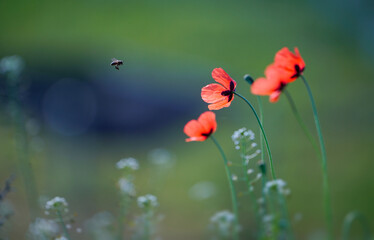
[[264, 179, 290, 195], [28, 218, 59, 239], [244, 149, 261, 165], [45, 197, 68, 213], [116, 158, 139, 170], [118, 178, 136, 196], [232, 128, 255, 150], [210, 210, 236, 237], [137, 194, 158, 209]]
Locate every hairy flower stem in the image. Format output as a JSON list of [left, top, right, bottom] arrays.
[[234, 92, 276, 179], [342, 211, 371, 240], [57, 210, 72, 240], [284, 90, 321, 158], [301, 75, 333, 240], [210, 136, 239, 240]]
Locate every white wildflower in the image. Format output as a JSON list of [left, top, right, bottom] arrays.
[[264, 179, 288, 195], [137, 194, 158, 209], [118, 178, 136, 196], [210, 210, 236, 237], [45, 197, 68, 212], [263, 214, 274, 223], [232, 128, 255, 146], [28, 218, 59, 239], [231, 175, 238, 181], [116, 158, 139, 170]]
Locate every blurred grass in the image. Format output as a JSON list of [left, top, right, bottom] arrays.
[[0, 0, 373, 239]]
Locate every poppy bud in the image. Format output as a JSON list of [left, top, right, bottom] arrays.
[[243, 74, 254, 85], [258, 160, 266, 176]]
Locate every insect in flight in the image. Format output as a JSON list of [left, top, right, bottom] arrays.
[[111, 58, 124, 70]]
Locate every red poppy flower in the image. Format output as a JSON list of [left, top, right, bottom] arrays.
[[274, 47, 305, 83], [184, 111, 217, 142], [201, 68, 237, 110], [251, 47, 305, 102], [251, 64, 286, 103]]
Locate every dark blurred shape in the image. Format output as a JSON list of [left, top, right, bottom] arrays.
[[42, 78, 97, 136]]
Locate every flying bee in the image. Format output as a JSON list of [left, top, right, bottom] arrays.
[[111, 58, 123, 70]]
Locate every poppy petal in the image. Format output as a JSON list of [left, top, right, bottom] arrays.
[[184, 120, 204, 138], [208, 100, 232, 110], [269, 90, 282, 102], [212, 68, 236, 90], [274, 47, 305, 83], [265, 64, 292, 84], [197, 111, 217, 133], [201, 83, 228, 103], [186, 136, 207, 142], [251, 77, 281, 95]]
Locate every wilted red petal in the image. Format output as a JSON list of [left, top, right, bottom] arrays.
[[201, 83, 228, 103], [212, 68, 236, 90]]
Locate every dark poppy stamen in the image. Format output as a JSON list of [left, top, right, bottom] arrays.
[[201, 128, 214, 137], [221, 89, 234, 102], [228, 93, 233, 102], [291, 64, 304, 79], [221, 90, 232, 96], [229, 81, 235, 91], [278, 82, 287, 91]]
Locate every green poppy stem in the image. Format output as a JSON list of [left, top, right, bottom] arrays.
[[233, 92, 276, 179], [301, 75, 333, 240], [284, 90, 321, 158], [210, 135, 240, 240], [255, 96, 266, 164], [342, 211, 371, 240]]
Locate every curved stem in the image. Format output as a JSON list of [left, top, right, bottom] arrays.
[[57, 210, 72, 240], [301, 75, 333, 240], [342, 211, 371, 240], [210, 136, 239, 240], [284, 90, 321, 158], [234, 92, 276, 179], [255, 96, 266, 165]]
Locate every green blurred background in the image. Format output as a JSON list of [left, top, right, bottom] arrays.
[[0, 0, 373, 239]]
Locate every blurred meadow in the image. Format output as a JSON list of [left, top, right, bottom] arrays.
[[0, 0, 374, 239]]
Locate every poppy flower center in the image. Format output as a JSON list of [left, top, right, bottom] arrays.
[[277, 82, 287, 92], [220, 81, 235, 102], [291, 64, 304, 79], [201, 128, 214, 137]]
